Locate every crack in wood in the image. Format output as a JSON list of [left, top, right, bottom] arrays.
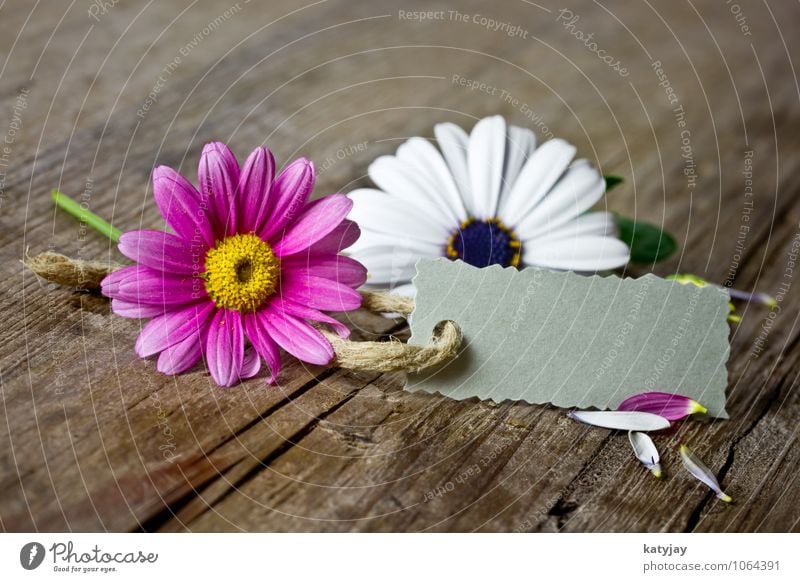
[[167, 387, 367, 531], [683, 384, 782, 532], [134, 369, 344, 532]]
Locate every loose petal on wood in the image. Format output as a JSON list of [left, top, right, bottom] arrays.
[[629, 431, 662, 478], [568, 410, 671, 432], [679, 445, 733, 503]]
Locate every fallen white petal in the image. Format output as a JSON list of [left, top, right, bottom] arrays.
[[629, 431, 662, 477], [679, 444, 733, 502], [569, 410, 671, 431]]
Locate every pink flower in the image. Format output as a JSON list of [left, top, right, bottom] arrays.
[[102, 142, 366, 386]]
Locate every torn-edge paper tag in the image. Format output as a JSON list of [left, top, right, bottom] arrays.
[[406, 259, 730, 418]]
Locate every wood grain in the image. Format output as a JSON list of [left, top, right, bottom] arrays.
[[1, 0, 799, 532]]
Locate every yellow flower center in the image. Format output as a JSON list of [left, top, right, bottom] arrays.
[[203, 233, 280, 312]]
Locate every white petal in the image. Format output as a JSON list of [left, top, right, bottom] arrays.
[[434, 122, 472, 210], [348, 227, 443, 257], [497, 125, 536, 212], [499, 138, 577, 226], [467, 115, 506, 219], [352, 245, 422, 285], [514, 159, 605, 237], [348, 189, 450, 244], [392, 282, 416, 295], [396, 137, 467, 221], [568, 410, 670, 431], [369, 156, 456, 228], [526, 211, 617, 242], [629, 431, 662, 477], [679, 445, 733, 502], [523, 235, 630, 271]]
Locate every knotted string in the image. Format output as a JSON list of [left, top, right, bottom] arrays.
[[23, 252, 461, 373]]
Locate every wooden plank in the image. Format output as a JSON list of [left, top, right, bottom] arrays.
[[1, 0, 799, 533]]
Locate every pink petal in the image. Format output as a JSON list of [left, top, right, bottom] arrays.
[[277, 296, 351, 338], [152, 166, 216, 248], [272, 194, 353, 256], [280, 254, 367, 289], [101, 265, 200, 305], [259, 305, 334, 366], [237, 147, 276, 234], [135, 301, 215, 358], [205, 308, 245, 387], [111, 299, 171, 319], [240, 348, 262, 379], [258, 158, 315, 241], [279, 271, 363, 312], [304, 219, 361, 255], [198, 142, 240, 240], [617, 392, 708, 421], [243, 311, 282, 383], [118, 230, 204, 275], [157, 325, 205, 375]]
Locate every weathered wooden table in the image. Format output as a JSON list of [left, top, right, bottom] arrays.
[[1, 0, 799, 532]]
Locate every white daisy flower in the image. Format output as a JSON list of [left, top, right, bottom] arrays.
[[347, 115, 630, 296]]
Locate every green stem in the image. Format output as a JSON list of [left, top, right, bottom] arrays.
[[52, 189, 122, 243]]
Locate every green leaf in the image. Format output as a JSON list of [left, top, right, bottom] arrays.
[[605, 175, 624, 191], [615, 214, 677, 263]]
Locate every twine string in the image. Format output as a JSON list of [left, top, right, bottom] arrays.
[[22, 252, 461, 373]]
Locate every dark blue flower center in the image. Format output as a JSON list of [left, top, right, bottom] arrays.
[[446, 218, 522, 268]]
